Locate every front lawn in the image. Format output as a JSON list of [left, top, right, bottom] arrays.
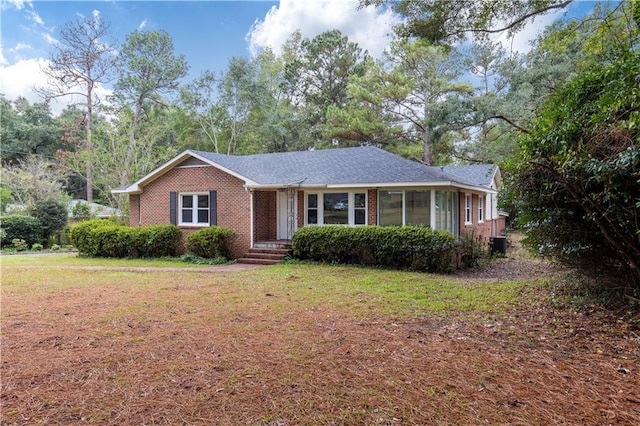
[[1, 254, 638, 425], [0, 252, 217, 269]]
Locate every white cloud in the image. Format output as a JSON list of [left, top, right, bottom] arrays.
[[26, 8, 44, 26], [8, 42, 32, 53], [0, 58, 112, 116], [139, 19, 147, 30], [2, 0, 27, 11], [42, 33, 58, 45], [246, 0, 401, 59]]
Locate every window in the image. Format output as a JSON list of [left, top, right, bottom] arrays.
[[307, 194, 318, 224], [324, 192, 348, 225], [406, 190, 430, 226], [377, 189, 457, 234], [465, 194, 472, 224], [478, 195, 484, 222], [435, 190, 458, 235], [354, 193, 366, 225], [305, 192, 366, 226], [180, 193, 209, 226], [379, 190, 403, 226]]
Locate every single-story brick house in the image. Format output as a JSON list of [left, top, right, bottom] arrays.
[[113, 146, 506, 260]]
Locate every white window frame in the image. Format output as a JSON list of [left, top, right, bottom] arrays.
[[304, 191, 367, 226], [478, 195, 484, 223], [179, 192, 209, 227], [465, 194, 472, 224]]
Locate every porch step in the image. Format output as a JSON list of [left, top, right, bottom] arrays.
[[237, 246, 292, 265], [253, 241, 292, 250]]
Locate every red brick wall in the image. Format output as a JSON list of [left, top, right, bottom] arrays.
[[297, 191, 304, 228], [133, 165, 251, 259], [254, 190, 277, 241], [129, 194, 140, 225], [367, 189, 377, 226], [459, 192, 504, 244]]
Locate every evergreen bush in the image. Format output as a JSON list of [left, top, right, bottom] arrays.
[[0, 215, 42, 247], [292, 225, 457, 273], [185, 226, 236, 259]]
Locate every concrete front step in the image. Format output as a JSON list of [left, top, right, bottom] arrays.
[[237, 245, 292, 265], [246, 248, 291, 256], [253, 241, 292, 250], [237, 257, 282, 265]]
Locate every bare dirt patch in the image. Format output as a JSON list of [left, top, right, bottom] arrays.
[[2, 254, 639, 425]]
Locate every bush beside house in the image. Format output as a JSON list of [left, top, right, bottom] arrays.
[[185, 227, 236, 260], [70, 220, 181, 258], [292, 225, 459, 273]]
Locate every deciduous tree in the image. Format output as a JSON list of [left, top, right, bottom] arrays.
[[37, 14, 116, 201]]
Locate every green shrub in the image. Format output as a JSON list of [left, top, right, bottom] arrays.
[[459, 231, 486, 268], [185, 226, 236, 259], [292, 225, 458, 273], [1, 215, 42, 247], [69, 219, 115, 256], [31, 242, 44, 251], [135, 225, 182, 257], [180, 252, 229, 265], [29, 199, 68, 245], [70, 220, 181, 258], [12, 238, 28, 251], [51, 244, 61, 251]]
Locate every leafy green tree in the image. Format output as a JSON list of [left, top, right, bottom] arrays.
[[0, 96, 64, 165], [0, 188, 11, 214], [507, 51, 640, 289], [179, 70, 229, 153], [0, 155, 69, 208], [283, 29, 369, 147], [360, 0, 573, 45], [29, 199, 68, 246], [114, 30, 188, 183], [343, 39, 472, 164]]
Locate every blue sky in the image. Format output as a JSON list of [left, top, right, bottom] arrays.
[[1, 0, 599, 115]]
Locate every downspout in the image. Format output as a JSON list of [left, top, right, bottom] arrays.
[[248, 189, 254, 249]]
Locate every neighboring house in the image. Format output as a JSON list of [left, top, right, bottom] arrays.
[[112, 146, 506, 260], [69, 199, 123, 219]]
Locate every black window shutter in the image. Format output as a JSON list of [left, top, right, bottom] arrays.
[[209, 190, 217, 226], [170, 192, 177, 225]]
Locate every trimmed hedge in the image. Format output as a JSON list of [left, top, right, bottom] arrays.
[[185, 226, 236, 259], [292, 225, 458, 273], [70, 220, 181, 258], [0, 214, 42, 247]]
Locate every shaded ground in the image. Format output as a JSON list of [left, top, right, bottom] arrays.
[[1, 248, 639, 425]]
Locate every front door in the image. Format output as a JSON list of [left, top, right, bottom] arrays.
[[277, 189, 295, 240]]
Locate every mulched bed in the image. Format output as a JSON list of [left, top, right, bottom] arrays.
[[2, 258, 639, 425]]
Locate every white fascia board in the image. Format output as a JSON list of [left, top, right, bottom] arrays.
[[111, 150, 257, 194], [187, 151, 258, 186], [111, 185, 141, 195], [327, 181, 498, 194], [244, 183, 327, 190]]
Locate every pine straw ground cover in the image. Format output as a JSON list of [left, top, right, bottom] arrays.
[[1, 253, 639, 425]]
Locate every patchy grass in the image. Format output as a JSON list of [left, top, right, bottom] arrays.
[[2, 254, 638, 425], [0, 252, 217, 268]]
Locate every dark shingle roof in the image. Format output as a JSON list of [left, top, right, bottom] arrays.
[[190, 146, 454, 186], [441, 164, 496, 187]]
